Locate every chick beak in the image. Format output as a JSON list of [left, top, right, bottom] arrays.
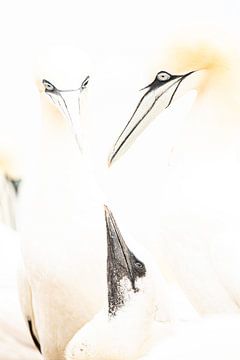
[[104, 205, 135, 316]]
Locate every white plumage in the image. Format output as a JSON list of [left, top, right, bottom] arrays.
[[107, 31, 240, 314], [18, 46, 108, 359]]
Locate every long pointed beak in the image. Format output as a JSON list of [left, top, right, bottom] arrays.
[[105, 205, 134, 283], [104, 205, 136, 315], [108, 71, 194, 165], [43, 77, 89, 152]]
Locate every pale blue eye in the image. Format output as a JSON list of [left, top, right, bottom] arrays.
[[157, 72, 171, 81], [42, 80, 55, 91], [135, 262, 144, 269]]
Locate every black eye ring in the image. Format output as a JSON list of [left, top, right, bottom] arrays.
[[157, 72, 171, 81], [42, 79, 55, 92], [135, 262, 144, 269], [81, 75, 90, 90]]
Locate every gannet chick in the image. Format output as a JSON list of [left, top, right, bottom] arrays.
[[65, 205, 173, 360]]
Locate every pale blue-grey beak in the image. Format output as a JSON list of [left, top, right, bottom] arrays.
[[108, 70, 195, 165], [42, 76, 89, 152]]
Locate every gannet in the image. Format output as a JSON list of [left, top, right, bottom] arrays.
[[66, 208, 240, 360], [107, 31, 240, 313], [65, 205, 174, 360], [18, 46, 108, 359], [108, 31, 240, 165]]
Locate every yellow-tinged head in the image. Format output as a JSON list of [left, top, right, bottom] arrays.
[[154, 26, 240, 93], [108, 30, 240, 165]]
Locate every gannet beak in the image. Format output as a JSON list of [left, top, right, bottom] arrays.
[[42, 76, 89, 151], [104, 205, 146, 316], [104, 205, 134, 282], [108, 71, 195, 165], [104, 205, 137, 315]]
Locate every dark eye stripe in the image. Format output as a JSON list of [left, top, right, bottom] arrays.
[[46, 84, 54, 90], [42, 77, 90, 93], [42, 79, 55, 92], [81, 75, 90, 89]]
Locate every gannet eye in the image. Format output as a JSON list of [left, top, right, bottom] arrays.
[[134, 260, 146, 277], [157, 72, 171, 81], [81, 76, 90, 90], [42, 80, 55, 92], [135, 262, 144, 269]]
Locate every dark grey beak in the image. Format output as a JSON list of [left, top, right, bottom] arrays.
[[104, 205, 146, 316], [108, 71, 195, 165], [42, 76, 89, 152]]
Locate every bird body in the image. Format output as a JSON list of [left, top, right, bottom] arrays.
[[19, 116, 107, 359]]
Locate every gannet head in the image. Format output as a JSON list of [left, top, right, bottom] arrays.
[[35, 46, 91, 151], [65, 206, 166, 360], [108, 32, 238, 165]]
